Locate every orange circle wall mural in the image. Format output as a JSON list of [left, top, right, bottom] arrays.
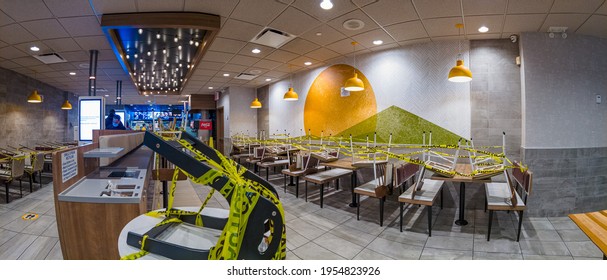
[[304, 64, 376, 137]]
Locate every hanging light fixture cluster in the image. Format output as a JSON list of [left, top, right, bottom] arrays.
[[344, 41, 364, 92], [448, 23, 472, 83]]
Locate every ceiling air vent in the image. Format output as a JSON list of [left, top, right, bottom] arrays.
[[33, 53, 67, 64], [235, 73, 257, 80], [250, 28, 295, 48]]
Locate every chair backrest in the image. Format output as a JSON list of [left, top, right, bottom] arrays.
[[11, 157, 26, 178], [253, 147, 264, 159], [377, 163, 392, 187], [393, 162, 419, 189], [511, 161, 533, 203], [32, 152, 45, 172]]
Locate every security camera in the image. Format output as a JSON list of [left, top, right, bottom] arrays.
[[509, 34, 518, 43]]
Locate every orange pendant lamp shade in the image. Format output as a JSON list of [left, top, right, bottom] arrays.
[[250, 97, 262, 108], [448, 59, 472, 82], [283, 87, 298, 101], [27, 90, 42, 103], [344, 73, 364, 91], [61, 100, 73, 110]]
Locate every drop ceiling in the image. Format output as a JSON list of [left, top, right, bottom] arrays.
[[0, 0, 606, 105]]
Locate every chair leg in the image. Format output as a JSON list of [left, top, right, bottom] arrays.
[[39, 171, 42, 188], [29, 174, 33, 193], [487, 210, 494, 241], [517, 211, 524, 242], [427, 206, 433, 237], [336, 178, 339, 190], [19, 178, 22, 197], [4, 182, 9, 203], [484, 195, 487, 212], [283, 174, 286, 193], [295, 179, 299, 198], [305, 181, 308, 202], [399, 202, 404, 232], [266, 167, 269, 181], [379, 198, 385, 227], [440, 186, 444, 209], [356, 194, 360, 220]]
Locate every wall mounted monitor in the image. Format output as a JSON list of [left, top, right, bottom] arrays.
[[79, 97, 104, 141]]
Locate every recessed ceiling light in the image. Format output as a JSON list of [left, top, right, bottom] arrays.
[[373, 40, 383, 45], [316, 32, 322, 36], [478, 26, 489, 33], [104, 94, 109, 97], [208, 86, 214, 89], [30, 46, 40, 52], [320, 0, 333, 10], [251, 48, 261, 54], [69, 72, 76, 76], [147, 100, 151, 102], [265, 78, 272, 81], [223, 73, 229, 77], [304, 61, 312, 66], [138, 29, 143, 34]]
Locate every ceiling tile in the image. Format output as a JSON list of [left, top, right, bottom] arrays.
[[0, 0, 53, 21], [351, 0, 380, 6], [208, 37, 247, 54], [61, 50, 89, 61], [190, 75, 211, 82], [412, 0, 461, 19], [506, 0, 553, 14], [464, 15, 504, 35], [43, 0, 95, 17], [90, 0, 137, 14], [369, 42, 399, 52], [14, 41, 51, 54], [352, 28, 396, 49], [13, 57, 43, 67], [229, 54, 260, 66], [217, 19, 264, 41], [230, 0, 287, 26], [183, 0, 239, 17], [264, 70, 288, 78], [273, 63, 302, 74], [0, 24, 37, 44], [361, 0, 418, 26], [192, 68, 218, 76], [0, 46, 28, 59], [74, 36, 112, 50], [0, 10, 15, 26], [280, 38, 320, 55], [0, 60, 21, 69], [384, 20, 428, 41], [252, 59, 282, 70], [269, 7, 322, 36], [577, 15, 607, 38], [221, 63, 248, 73], [422, 17, 463, 37], [326, 38, 366, 55], [503, 14, 546, 33], [135, 0, 184, 12], [467, 33, 502, 40], [197, 61, 225, 70], [462, 0, 507, 16], [97, 51, 117, 61], [41, 71, 68, 78], [50, 62, 76, 71], [201, 51, 233, 63], [103, 68, 127, 75], [597, 1, 607, 15], [327, 8, 380, 37], [291, 0, 358, 22], [44, 38, 82, 52], [299, 24, 347, 46], [540, 14, 591, 33], [550, 0, 603, 13], [265, 49, 299, 62], [59, 16, 103, 37], [21, 19, 69, 40], [236, 43, 275, 58], [97, 60, 122, 69], [288, 56, 317, 66], [304, 47, 341, 61]]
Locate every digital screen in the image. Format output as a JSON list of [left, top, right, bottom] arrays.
[[116, 111, 125, 123], [79, 99, 102, 141]]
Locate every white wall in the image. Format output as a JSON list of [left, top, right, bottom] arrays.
[[228, 86, 258, 136], [520, 32, 607, 148], [216, 89, 229, 148], [267, 40, 471, 138]]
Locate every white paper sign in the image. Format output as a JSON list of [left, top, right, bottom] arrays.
[[62, 150, 78, 183]]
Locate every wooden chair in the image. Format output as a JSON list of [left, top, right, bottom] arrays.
[[397, 165, 444, 236], [22, 152, 45, 192], [302, 168, 352, 208], [484, 162, 532, 242], [353, 162, 392, 226], [0, 157, 25, 203], [281, 154, 320, 197]]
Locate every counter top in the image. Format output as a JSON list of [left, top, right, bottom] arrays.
[[58, 168, 147, 204], [83, 147, 124, 158]]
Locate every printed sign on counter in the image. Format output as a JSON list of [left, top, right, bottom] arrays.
[[199, 121, 212, 130], [62, 149, 78, 183]]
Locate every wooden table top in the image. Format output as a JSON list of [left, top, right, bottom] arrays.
[[320, 157, 361, 171], [569, 210, 607, 256], [430, 163, 494, 183]]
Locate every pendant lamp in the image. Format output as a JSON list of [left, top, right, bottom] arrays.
[[27, 89, 42, 103], [344, 42, 364, 91], [283, 65, 298, 101], [250, 97, 262, 108], [448, 24, 472, 82], [61, 100, 73, 110]]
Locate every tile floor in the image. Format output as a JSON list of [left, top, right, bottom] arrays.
[[0, 172, 603, 260]]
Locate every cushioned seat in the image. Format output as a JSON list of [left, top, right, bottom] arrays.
[[397, 164, 444, 236], [303, 168, 353, 208], [353, 163, 392, 226]]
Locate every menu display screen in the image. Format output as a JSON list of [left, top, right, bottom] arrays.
[[79, 98, 102, 141]]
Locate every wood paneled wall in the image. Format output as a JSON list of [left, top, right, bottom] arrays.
[[190, 94, 216, 110]]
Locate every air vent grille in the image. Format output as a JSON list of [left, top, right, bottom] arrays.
[[235, 73, 257, 80], [33, 53, 67, 64], [250, 28, 295, 48]]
